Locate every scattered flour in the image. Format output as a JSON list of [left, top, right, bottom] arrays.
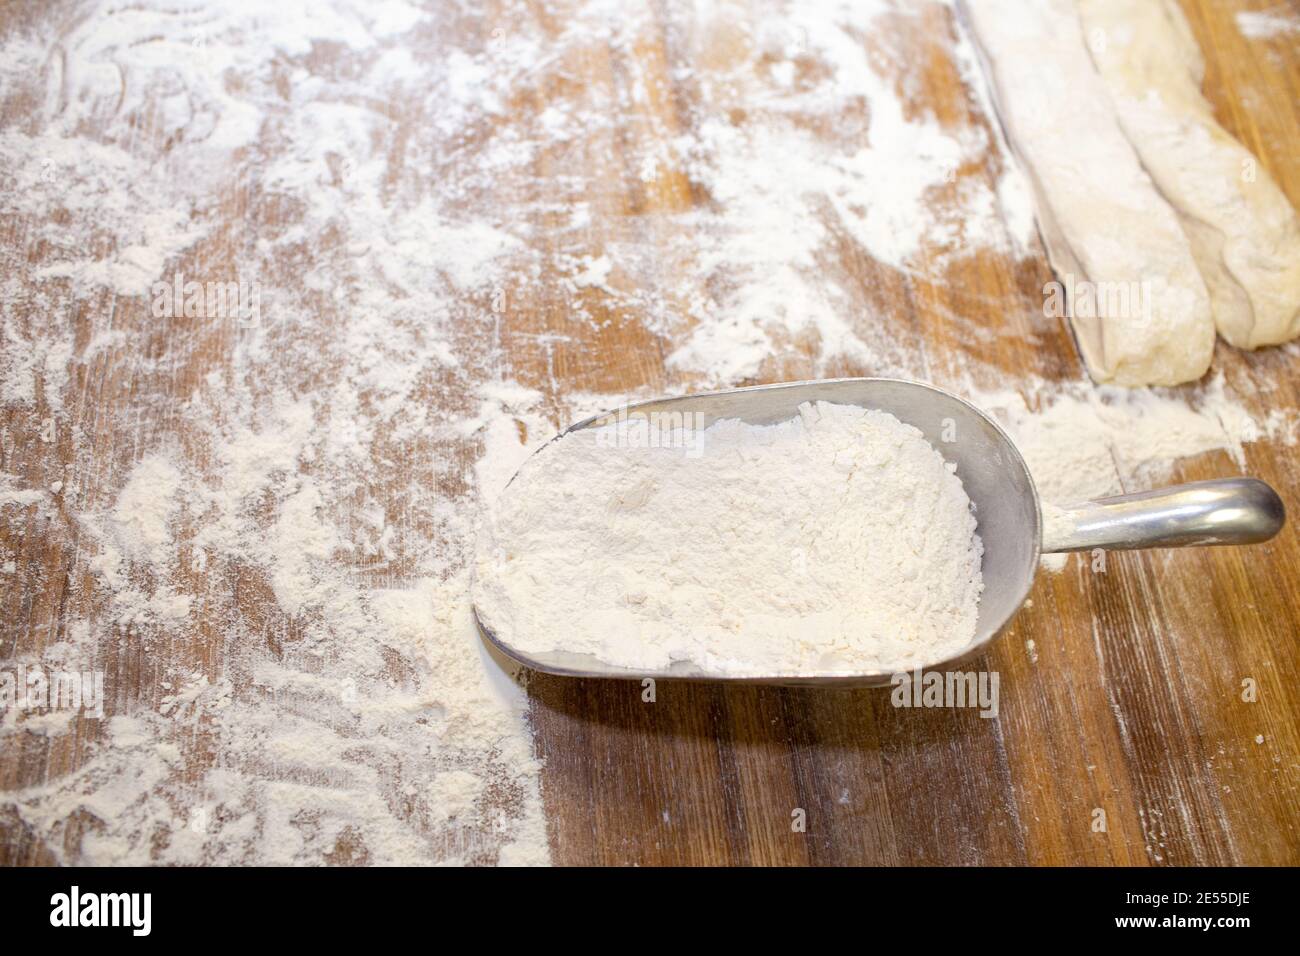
[[474, 402, 984, 676], [654, 0, 1036, 383], [1, 0, 552, 866], [976, 375, 1267, 504], [0, 474, 48, 509], [1235, 8, 1300, 39], [969, 373, 1291, 571]]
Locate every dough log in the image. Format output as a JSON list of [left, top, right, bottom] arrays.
[[1078, 0, 1300, 350], [959, 0, 1216, 386]]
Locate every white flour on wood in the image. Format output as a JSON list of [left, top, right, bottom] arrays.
[[474, 402, 984, 676], [1, 0, 1295, 866]]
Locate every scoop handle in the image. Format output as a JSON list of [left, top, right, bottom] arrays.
[[1041, 478, 1285, 554]]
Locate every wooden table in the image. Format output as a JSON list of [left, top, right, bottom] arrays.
[[1, 0, 1297, 866]]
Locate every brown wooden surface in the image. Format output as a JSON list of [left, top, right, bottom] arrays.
[[2, 0, 1299, 866]]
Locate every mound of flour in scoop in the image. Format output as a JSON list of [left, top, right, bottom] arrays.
[[473, 401, 984, 676]]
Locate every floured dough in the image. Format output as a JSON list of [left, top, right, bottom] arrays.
[[959, 0, 1215, 386], [1078, 0, 1300, 349]]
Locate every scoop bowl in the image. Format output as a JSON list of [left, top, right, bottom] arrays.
[[473, 378, 1284, 686]]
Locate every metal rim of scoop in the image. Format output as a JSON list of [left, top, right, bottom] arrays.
[[472, 376, 1285, 688]]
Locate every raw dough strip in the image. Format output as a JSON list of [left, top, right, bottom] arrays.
[[1078, 0, 1300, 349], [958, 0, 1215, 386]]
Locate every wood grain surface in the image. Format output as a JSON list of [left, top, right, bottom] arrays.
[[2, 0, 1298, 866]]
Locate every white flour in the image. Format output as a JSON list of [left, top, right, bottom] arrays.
[[1, 0, 553, 866], [1236, 8, 1300, 39], [474, 402, 984, 676], [970, 373, 1295, 571], [979, 375, 1268, 504]]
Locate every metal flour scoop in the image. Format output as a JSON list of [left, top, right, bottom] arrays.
[[474, 378, 1285, 686]]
